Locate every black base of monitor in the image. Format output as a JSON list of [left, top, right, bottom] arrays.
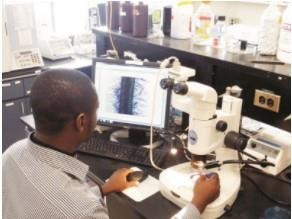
[[110, 128, 160, 146], [129, 129, 149, 145]]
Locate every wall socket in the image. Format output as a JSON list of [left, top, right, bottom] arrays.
[[253, 89, 281, 113]]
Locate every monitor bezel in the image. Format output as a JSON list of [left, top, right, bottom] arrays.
[[91, 58, 171, 131]]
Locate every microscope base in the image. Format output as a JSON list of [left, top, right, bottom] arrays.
[[159, 148, 241, 219]]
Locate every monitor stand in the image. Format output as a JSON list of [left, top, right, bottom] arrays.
[[110, 128, 163, 149]]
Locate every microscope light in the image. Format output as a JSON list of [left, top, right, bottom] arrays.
[[170, 148, 178, 155]]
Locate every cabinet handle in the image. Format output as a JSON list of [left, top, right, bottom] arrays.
[[21, 102, 25, 114], [5, 102, 15, 107], [15, 80, 21, 85], [2, 83, 11, 87]]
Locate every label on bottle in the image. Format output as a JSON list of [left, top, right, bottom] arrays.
[[195, 15, 212, 40]]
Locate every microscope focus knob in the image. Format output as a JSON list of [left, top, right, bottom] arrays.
[[216, 120, 228, 132], [173, 83, 188, 95], [224, 131, 248, 151], [160, 78, 174, 89]]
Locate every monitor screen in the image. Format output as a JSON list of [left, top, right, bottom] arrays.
[[93, 59, 170, 130]]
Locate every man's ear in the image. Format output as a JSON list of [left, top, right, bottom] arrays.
[[75, 113, 86, 132]]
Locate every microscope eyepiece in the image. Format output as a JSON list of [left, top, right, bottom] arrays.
[[173, 82, 188, 95]]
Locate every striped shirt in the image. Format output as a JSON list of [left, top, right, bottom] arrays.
[[2, 135, 109, 219], [2, 134, 200, 219]]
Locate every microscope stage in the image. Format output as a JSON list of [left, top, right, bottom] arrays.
[[159, 148, 241, 219]]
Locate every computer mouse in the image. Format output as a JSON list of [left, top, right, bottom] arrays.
[[126, 170, 148, 182]]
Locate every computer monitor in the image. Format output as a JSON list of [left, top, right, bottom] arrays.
[[92, 58, 170, 132]]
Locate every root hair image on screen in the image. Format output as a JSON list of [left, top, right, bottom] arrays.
[[108, 76, 149, 116]]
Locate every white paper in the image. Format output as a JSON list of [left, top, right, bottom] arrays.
[[122, 174, 160, 202]]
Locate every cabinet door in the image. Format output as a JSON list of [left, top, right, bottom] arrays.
[[24, 97, 33, 115], [2, 99, 26, 152], [2, 79, 24, 101], [23, 76, 36, 96]]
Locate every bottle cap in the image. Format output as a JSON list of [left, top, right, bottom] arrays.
[[218, 16, 226, 21], [240, 40, 247, 51]]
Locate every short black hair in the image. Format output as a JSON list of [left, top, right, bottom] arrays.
[[30, 69, 98, 135]]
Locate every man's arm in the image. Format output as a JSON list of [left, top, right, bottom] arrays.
[[101, 168, 138, 195], [172, 173, 220, 219]]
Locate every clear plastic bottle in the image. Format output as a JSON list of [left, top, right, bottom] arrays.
[[212, 16, 227, 48], [277, 4, 292, 64], [192, 1, 214, 45], [258, 2, 281, 55]]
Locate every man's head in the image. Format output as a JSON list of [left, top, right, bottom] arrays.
[[30, 69, 98, 145]]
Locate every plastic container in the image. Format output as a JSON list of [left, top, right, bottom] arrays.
[[212, 16, 227, 48], [148, 2, 162, 36], [258, 2, 281, 55], [170, 2, 192, 39], [277, 4, 292, 64], [162, 6, 172, 36], [119, 1, 133, 33], [133, 2, 148, 37], [192, 1, 214, 45], [107, 1, 120, 30]]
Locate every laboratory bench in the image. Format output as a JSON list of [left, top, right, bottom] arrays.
[[2, 55, 92, 151], [92, 27, 291, 131], [20, 114, 291, 219]]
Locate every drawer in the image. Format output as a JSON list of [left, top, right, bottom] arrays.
[[2, 79, 24, 101], [23, 76, 36, 96]]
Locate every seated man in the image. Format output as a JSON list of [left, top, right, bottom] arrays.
[[3, 69, 220, 218]]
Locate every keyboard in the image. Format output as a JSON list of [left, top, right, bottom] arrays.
[[77, 136, 168, 167]]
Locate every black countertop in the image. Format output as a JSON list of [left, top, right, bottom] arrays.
[[20, 115, 291, 219], [93, 27, 291, 78], [78, 152, 290, 219]]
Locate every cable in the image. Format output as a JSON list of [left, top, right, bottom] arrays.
[[204, 159, 274, 169], [241, 171, 291, 206], [243, 165, 291, 184], [149, 71, 164, 171], [108, 1, 120, 59]]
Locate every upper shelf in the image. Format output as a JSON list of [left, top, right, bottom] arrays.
[[93, 27, 291, 79]]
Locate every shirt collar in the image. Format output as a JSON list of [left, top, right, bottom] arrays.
[[28, 133, 89, 181]]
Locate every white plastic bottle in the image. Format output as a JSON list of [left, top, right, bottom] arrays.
[[192, 1, 214, 45], [258, 2, 281, 55], [170, 1, 193, 39], [277, 4, 292, 64]]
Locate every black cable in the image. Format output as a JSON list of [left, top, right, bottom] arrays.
[[243, 164, 291, 184], [241, 171, 291, 206], [240, 150, 259, 161], [204, 159, 274, 169], [223, 160, 274, 166]]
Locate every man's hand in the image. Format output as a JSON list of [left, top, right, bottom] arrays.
[[191, 173, 220, 213], [101, 168, 139, 195]]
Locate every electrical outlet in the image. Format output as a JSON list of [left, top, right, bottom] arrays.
[[253, 89, 281, 113]]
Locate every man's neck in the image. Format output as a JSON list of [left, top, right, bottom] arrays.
[[34, 131, 77, 155]]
